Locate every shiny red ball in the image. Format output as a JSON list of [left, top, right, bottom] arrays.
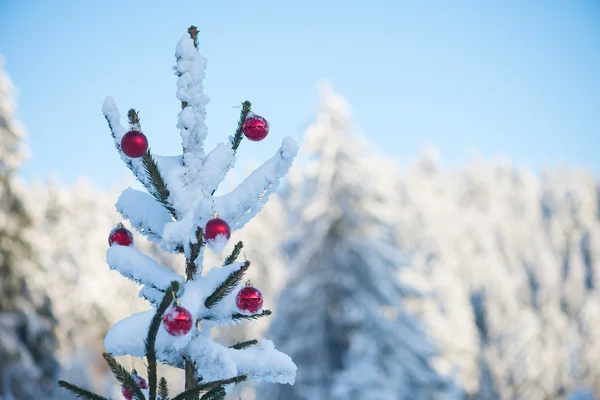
[[236, 286, 264, 313], [242, 115, 269, 141], [203, 218, 231, 242], [121, 130, 148, 158], [162, 305, 193, 336], [121, 372, 148, 400], [108, 226, 133, 247]]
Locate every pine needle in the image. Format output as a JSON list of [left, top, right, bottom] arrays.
[[223, 242, 243, 265], [57, 381, 110, 400], [204, 261, 250, 308], [102, 353, 146, 400], [158, 377, 169, 400], [229, 339, 258, 350], [170, 376, 246, 400]]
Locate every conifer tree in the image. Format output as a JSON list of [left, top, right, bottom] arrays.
[[58, 27, 297, 400]]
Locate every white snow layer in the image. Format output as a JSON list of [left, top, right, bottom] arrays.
[[106, 245, 183, 290], [116, 187, 173, 242]]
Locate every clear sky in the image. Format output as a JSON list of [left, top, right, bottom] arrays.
[[1, 0, 599, 189]]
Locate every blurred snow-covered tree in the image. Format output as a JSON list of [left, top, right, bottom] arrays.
[[0, 57, 60, 399], [260, 83, 457, 400]]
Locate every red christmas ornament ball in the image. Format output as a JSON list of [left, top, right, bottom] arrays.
[[121, 371, 148, 400], [108, 225, 133, 247], [203, 218, 231, 242], [236, 282, 264, 313], [242, 115, 269, 141], [121, 130, 148, 158], [162, 305, 193, 336]]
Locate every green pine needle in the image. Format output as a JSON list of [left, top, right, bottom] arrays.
[[170, 376, 246, 400], [158, 377, 169, 400], [204, 261, 250, 308], [200, 386, 226, 400], [146, 281, 180, 400], [223, 242, 243, 265], [229, 339, 258, 350], [102, 353, 146, 400], [231, 309, 272, 321], [57, 381, 110, 400]]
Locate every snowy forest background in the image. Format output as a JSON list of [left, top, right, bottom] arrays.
[[2, 58, 600, 400]]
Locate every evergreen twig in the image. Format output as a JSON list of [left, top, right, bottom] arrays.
[[158, 378, 169, 400], [188, 26, 199, 49], [223, 242, 243, 265], [204, 261, 250, 308], [125, 109, 176, 219], [102, 353, 146, 400], [200, 386, 226, 400], [231, 101, 252, 154], [229, 339, 258, 350], [186, 226, 204, 279], [231, 309, 272, 321], [142, 152, 177, 218], [57, 381, 110, 400], [203, 310, 272, 322], [170, 376, 247, 400], [146, 281, 181, 400], [211, 101, 252, 195]]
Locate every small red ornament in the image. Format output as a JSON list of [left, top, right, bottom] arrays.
[[121, 370, 148, 400], [108, 223, 133, 247], [162, 304, 193, 336], [236, 281, 263, 313], [242, 115, 269, 141], [203, 217, 231, 252], [121, 130, 148, 158]]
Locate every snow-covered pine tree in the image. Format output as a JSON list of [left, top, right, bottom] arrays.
[[260, 82, 456, 400], [57, 27, 297, 400], [0, 57, 60, 399]]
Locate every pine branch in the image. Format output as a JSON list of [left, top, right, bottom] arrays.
[[102, 353, 146, 400], [200, 387, 226, 400], [171, 376, 247, 400], [147, 281, 181, 400], [186, 226, 204, 279], [223, 242, 243, 265], [57, 381, 110, 400], [188, 26, 199, 50], [204, 261, 250, 308], [210, 101, 252, 195], [158, 378, 169, 400], [124, 109, 176, 219], [229, 339, 258, 350], [231, 101, 252, 154], [142, 152, 177, 218], [231, 309, 272, 321]]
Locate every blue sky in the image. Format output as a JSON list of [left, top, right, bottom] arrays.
[[1, 0, 599, 189]]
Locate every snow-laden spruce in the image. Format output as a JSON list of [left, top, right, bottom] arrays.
[[94, 30, 297, 397], [259, 82, 460, 400]]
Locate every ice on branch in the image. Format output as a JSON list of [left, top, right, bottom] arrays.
[[175, 35, 210, 164], [116, 188, 173, 242], [106, 245, 183, 290], [205, 137, 298, 232], [139, 285, 166, 307]]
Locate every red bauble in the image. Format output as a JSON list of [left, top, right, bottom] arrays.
[[121, 371, 148, 400], [108, 224, 133, 247], [236, 281, 263, 313], [242, 115, 269, 141], [203, 218, 231, 242], [162, 305, 193, 336], [121, 130, 148, 158]]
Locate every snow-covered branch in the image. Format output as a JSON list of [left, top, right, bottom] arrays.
[[106, 245, 183, 290], [116, 188, 173, 243], [209, 137, 298, 232], [102, 97, 153, 189]]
